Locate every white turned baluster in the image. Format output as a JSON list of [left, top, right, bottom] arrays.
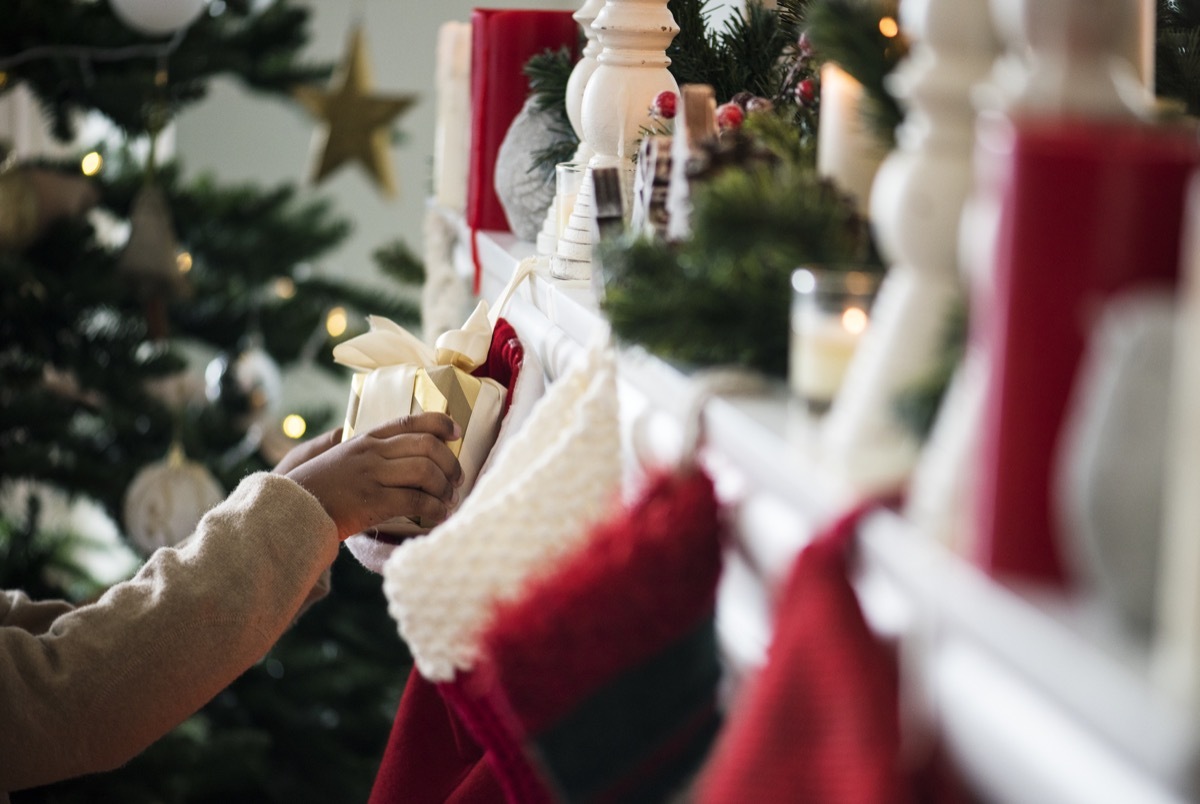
[[566, 0, 605, 164], [991, 0, 1150, 116], [551, 0, 679, 280], [819, 0, 1000, 494], [904, 0, 1147, 546], [537, 0, 605, 258]]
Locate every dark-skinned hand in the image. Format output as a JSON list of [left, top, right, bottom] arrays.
[[278, 414, 464, 541]]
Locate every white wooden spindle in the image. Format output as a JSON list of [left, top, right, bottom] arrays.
[[819, 0, 1000, 494], [537, 0, 605, 257], [551, 0, 679, 279]]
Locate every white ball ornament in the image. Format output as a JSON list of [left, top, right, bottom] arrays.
[[123, 443, 224, 554], [109, 0, 209, 36], [204, 343, 284, 432]]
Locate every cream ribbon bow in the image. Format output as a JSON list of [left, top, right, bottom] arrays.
[[332, 256, 536, 373], [333, 300, 493, 374]]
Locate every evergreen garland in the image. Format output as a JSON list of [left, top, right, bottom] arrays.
[[601, 114, 878, 377], [598, 0, 909, 378], [668, 0, 816, 136]]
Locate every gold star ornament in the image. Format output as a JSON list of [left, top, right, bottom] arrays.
[[293, 25, 416, 197]]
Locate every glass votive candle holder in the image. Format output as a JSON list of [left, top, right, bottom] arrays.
[[789, 266, 880, 415], [555, 161, 585, 238]]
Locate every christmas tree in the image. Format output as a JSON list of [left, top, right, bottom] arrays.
[[1, 1, 420, 800]]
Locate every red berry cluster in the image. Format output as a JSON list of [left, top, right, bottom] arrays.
[[715, 102, 744, 131], [795, 78, 817, 106], [651, 90, 677, 120]]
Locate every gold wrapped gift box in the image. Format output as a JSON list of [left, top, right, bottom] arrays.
[[336, 311, 507, 537]]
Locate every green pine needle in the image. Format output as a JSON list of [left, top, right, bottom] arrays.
[[372, 239, 426, 285], [602, 117, 878, 377]]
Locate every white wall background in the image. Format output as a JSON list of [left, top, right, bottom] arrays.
[[177, 0, 577, 293], [175, 0, 746, 293]]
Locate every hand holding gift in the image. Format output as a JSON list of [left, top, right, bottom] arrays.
[[282, 415, 464, 542], [333, 300, 508, 540]]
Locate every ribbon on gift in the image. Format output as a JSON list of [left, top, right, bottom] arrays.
[[334, 303, 495, 455], [332, 258, 537, 452]]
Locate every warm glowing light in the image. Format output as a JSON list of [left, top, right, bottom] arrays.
[[326, 307, 348, 338], [273, 277, 296, 299], [879, 16, 900, 38], [842, 306, 868, 335], [81, 152, 103, 176], [176, 251, 193, 273], [282, 414, 308, 439]]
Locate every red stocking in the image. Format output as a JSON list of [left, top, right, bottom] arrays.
[[449, 468, 727, 803]]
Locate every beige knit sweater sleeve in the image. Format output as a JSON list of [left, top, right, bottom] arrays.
[[0, 472, 339, 794]]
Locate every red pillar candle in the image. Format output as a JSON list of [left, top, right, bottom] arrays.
[[974, 118, 1200, 586], [467, 9, 579, 235]]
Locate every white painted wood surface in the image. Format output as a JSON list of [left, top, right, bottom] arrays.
[[446, 208, 1200, 804]]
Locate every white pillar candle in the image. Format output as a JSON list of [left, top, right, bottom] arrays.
[[790, 268, 877, 414], [433, 21, 472, 212], [792, 309, 870, 411], [816, 63, 886, 217]]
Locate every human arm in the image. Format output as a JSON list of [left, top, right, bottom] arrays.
[[0, 473, 336, 792], [0, 414, 462, 793]]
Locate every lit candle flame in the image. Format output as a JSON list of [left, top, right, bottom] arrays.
[[326, 307, 348, 338], [842, 306, 868, 335]]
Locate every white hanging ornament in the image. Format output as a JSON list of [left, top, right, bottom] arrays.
[[119, 183, 187, 297], [109, 0, 209, 36], [204, 341, 283, 433], [123, 442, 224, 554]]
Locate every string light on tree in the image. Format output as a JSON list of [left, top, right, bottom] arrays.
[[326, 306, 349, 337], [81, 152, 103, 177], [273, 276, 297, 299], [282, 413, 308, 439]]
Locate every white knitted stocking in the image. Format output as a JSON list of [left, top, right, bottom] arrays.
[[383, 346, 622, 681]]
